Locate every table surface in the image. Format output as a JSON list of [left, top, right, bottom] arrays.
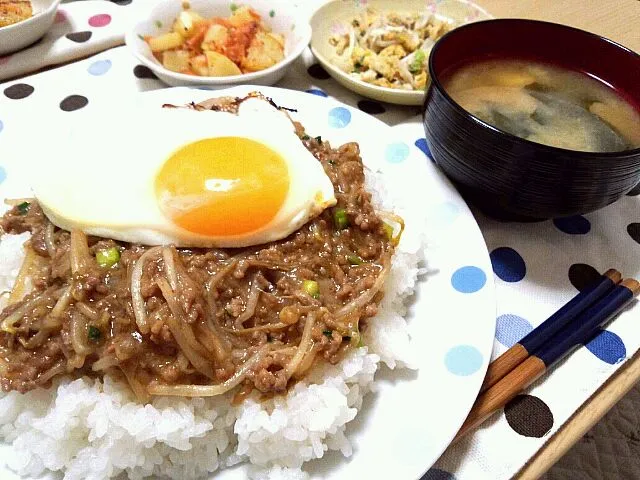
[[475, 0, 640, 52], [471, 1, 640, 478]]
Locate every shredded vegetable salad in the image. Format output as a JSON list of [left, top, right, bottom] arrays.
[[329, 9, 453, 90]]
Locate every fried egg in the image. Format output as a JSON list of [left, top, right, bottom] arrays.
[[33, 97, 336, 247]]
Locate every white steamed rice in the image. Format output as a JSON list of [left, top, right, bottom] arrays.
[[0, 168, 428, 480]]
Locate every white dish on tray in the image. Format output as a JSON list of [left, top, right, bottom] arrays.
[[125, 0, 311, 88], [0, 85, 496, 479], [309, 0, 492, 106], [0, 0, 61, 56]]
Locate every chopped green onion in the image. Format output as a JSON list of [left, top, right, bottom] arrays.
[[347, 254, 363, 265], [323, 329, 333, 337], [17, 202, 30, 215], [302, 134, 310, 140], [230, 2, 238, 11], [88, 325, 101, 342], [353, 61, 363, 72], [303, 280, 320, 299], [333, 208, 349, 230], [154, 20, 163, 28], [96, 247, 120, 268], [315, 135, 322, 143], [409, 49, 426, 74], [382, 222, 394, 240], [269, 9, 275, 17]]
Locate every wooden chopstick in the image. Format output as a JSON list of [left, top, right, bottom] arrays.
[[480, 269, 622, 393], [454, 277, 639, 443]]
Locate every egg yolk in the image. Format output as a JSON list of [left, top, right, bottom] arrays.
[[155, 137, 290, 236]]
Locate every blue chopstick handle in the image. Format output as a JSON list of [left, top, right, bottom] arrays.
[[519, 275, 616, 354], [536, 284, 633, 367]]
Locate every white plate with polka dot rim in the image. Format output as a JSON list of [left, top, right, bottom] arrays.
[[0, 85, 496, 480]]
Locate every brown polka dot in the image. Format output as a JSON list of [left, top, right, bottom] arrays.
[[504, 394, 554, 438], [627, 223, 640, 244], [133, 65, 158, 79], [568, 263, 600, 292], [60, 95, 88, 112], [358, 99, 386, 115], [307, 63, 330, 80], [66, 31, 92, 43], [4, 83, 34, 100]]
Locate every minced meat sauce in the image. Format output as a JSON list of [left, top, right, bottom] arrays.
[[0, 95, 396, 402]]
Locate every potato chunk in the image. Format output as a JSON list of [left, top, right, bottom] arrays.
[[241, 32, 285, 72]]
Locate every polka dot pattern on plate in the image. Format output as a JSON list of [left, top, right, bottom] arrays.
[[307, 63, 330, 80], [505, 394, 554, 438], [4, 83, 34, 100], [451, 266, 486, 293], [133, 65, 158, 79], [422, 468, 457, 480], [60, 95, 89, 112], [495, 314, 533, 348], [385, 142, 409, 164], [553, 215, 591, 235], [327, 107, 351, 128], [586, 329, 626, 364], [87, 59, 112, 76], [88, 14, 111, 27], [627, 223, 640, 244], [305, 88, 328, 97], [0, 119, 3, 134], [428, 201, 460, 227], [66, 31, 92, 43], [568, 263, 600, 292], [490, 247, 526, 282], [444, 345, 483, 376], [357, 99, 385, 115], [414, 138, 433, 159], [0, 166, 5, 185]]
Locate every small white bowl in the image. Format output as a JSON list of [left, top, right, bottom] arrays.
[[0, 0, 61, 56], [125, 0, 311, 88], [310, 0, 492, 106]]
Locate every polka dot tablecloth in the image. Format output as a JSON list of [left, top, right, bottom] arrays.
[[1, 3, 640, 479]]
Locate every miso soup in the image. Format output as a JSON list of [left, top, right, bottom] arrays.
[[443, 59, 640, 152]]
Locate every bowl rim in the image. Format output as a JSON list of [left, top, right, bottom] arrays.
[[0, 0, 61, 34], [124, 0, 312, 85], [309, 0, 493, 102], [427, 18, 640, 159]]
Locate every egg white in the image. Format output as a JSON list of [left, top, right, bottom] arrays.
[[32, 98, 336, 247]]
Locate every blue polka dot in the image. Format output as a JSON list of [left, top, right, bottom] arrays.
[[585, 330, 626, 364], [496, 314, 534, 348], [0, 119, 3, 133], [87, 59, 112, 76], [415, 138, 433, 160], [385, 142, 409, 164], [328, 107, 351, 128], [553, 215, 591, 235], [451, 266, 486, 293], [445, 345, 483, 376], [422, 468, 457, 480], [0, 165, 6, 184], [428, 201, 460, 227], [305, 88, 328, 97], [490, 247, 526, 282]]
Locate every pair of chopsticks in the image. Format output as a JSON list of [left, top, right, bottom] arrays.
[[454, 269, 639, 442]]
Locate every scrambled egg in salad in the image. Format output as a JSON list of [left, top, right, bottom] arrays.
[[329, 9, 452, 90]]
